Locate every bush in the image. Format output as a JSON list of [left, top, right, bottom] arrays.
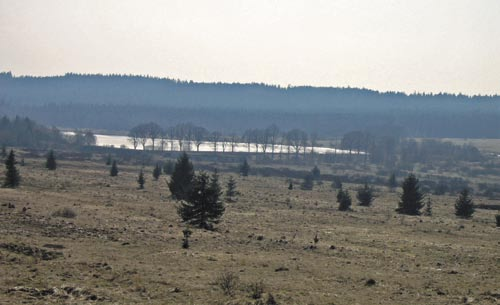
[[247, 280, 265, 299], [495, 215, 500, 227], [266, 293, 278, 305], [52, 207, 77, 218], [215, 271, 239, 296]]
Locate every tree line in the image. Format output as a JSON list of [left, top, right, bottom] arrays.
[[127, 122, 319, 160], [0, 115, 97, 149], [341, 130, 482, 165], [2, 72, 500, 138]]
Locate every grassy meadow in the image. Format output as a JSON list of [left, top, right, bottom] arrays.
[[1, 151, 499, 305]]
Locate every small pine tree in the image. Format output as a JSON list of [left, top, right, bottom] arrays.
[[288, 181, 293, 190], [311, 166, 320, 180], [424, 197, 433, 216], [20, 158, 25, 166], [46, 150, 57, 170], [110, 160, 118, 177], [301, 174, 314, 190], [226, 176, 237, 202], [163, 160, 174, 175], [137, 170, 145, 189], [356, 183, 374, 206], [240, 158, 250, 177], [177, 172, 225, 229], [388, 173, 397, 192], [455, 188, 474, 218], [105, 154, 112, 165], [337, 189, 352, 211], [3, 150, 20, 188], [397, 174, 424, 215], [168, 152, 194, 200], [1, 145, 6, 158], [152, 163, 161, 181]]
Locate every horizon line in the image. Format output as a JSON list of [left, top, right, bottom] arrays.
[[2, 71, 498, 98]]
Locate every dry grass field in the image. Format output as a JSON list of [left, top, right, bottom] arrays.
[[1, 153, 499, 304]]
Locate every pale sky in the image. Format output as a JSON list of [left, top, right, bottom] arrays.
[[1, 0, 499, 95]]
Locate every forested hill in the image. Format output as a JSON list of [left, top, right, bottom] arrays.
[[1, 72, 500, 138], [1, 72, 498, 111]]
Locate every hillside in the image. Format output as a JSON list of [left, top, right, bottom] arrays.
[[1, 72, 499, 137]]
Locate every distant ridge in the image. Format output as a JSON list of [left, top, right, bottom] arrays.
[[1, 72, 499, 138], [1, 71, 497, 99]]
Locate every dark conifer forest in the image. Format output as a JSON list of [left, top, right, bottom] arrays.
[[1, 72, 499, 138]]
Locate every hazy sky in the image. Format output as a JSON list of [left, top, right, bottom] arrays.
[[1, 0, 499, 94]]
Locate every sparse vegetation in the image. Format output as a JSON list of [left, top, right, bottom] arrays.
[[0, 153, 499, 304], [215, 271, 239, 296], [247, 280, 265, 299], [51, 207, 77, 218]]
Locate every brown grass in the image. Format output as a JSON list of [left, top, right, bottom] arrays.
[[0, 155, 499, 304]]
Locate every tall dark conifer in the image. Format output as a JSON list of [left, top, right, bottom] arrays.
[[455, 189, 474, 218], [177, 172, 225, 229], [153, 163, 161, 181], [356, 183, 374, 206], [137, 169, 145, 189], [3, 150, 20, 188], [168, 152, 194, 200], [226, 176, 237, 202], [46, 150, 57, 170], [397, 174, 424, 215], [110, 160, 118, 177]]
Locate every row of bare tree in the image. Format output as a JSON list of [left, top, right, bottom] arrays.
[[127, 122, 319, 159]]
